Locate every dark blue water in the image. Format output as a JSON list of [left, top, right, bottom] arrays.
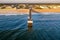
[[0, 13, 60, 40]]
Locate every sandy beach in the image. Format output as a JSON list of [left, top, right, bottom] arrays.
[[0, 9, 60, 14]]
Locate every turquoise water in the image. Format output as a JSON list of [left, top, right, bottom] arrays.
[[0, 13, 60, 40]]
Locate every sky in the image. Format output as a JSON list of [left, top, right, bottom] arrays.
[[0, 0, 60, 3]]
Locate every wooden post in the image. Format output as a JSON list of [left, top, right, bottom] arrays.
[[27, 6, 33, 31]]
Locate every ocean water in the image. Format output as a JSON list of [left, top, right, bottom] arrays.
[[0, 13, 60, 40]]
